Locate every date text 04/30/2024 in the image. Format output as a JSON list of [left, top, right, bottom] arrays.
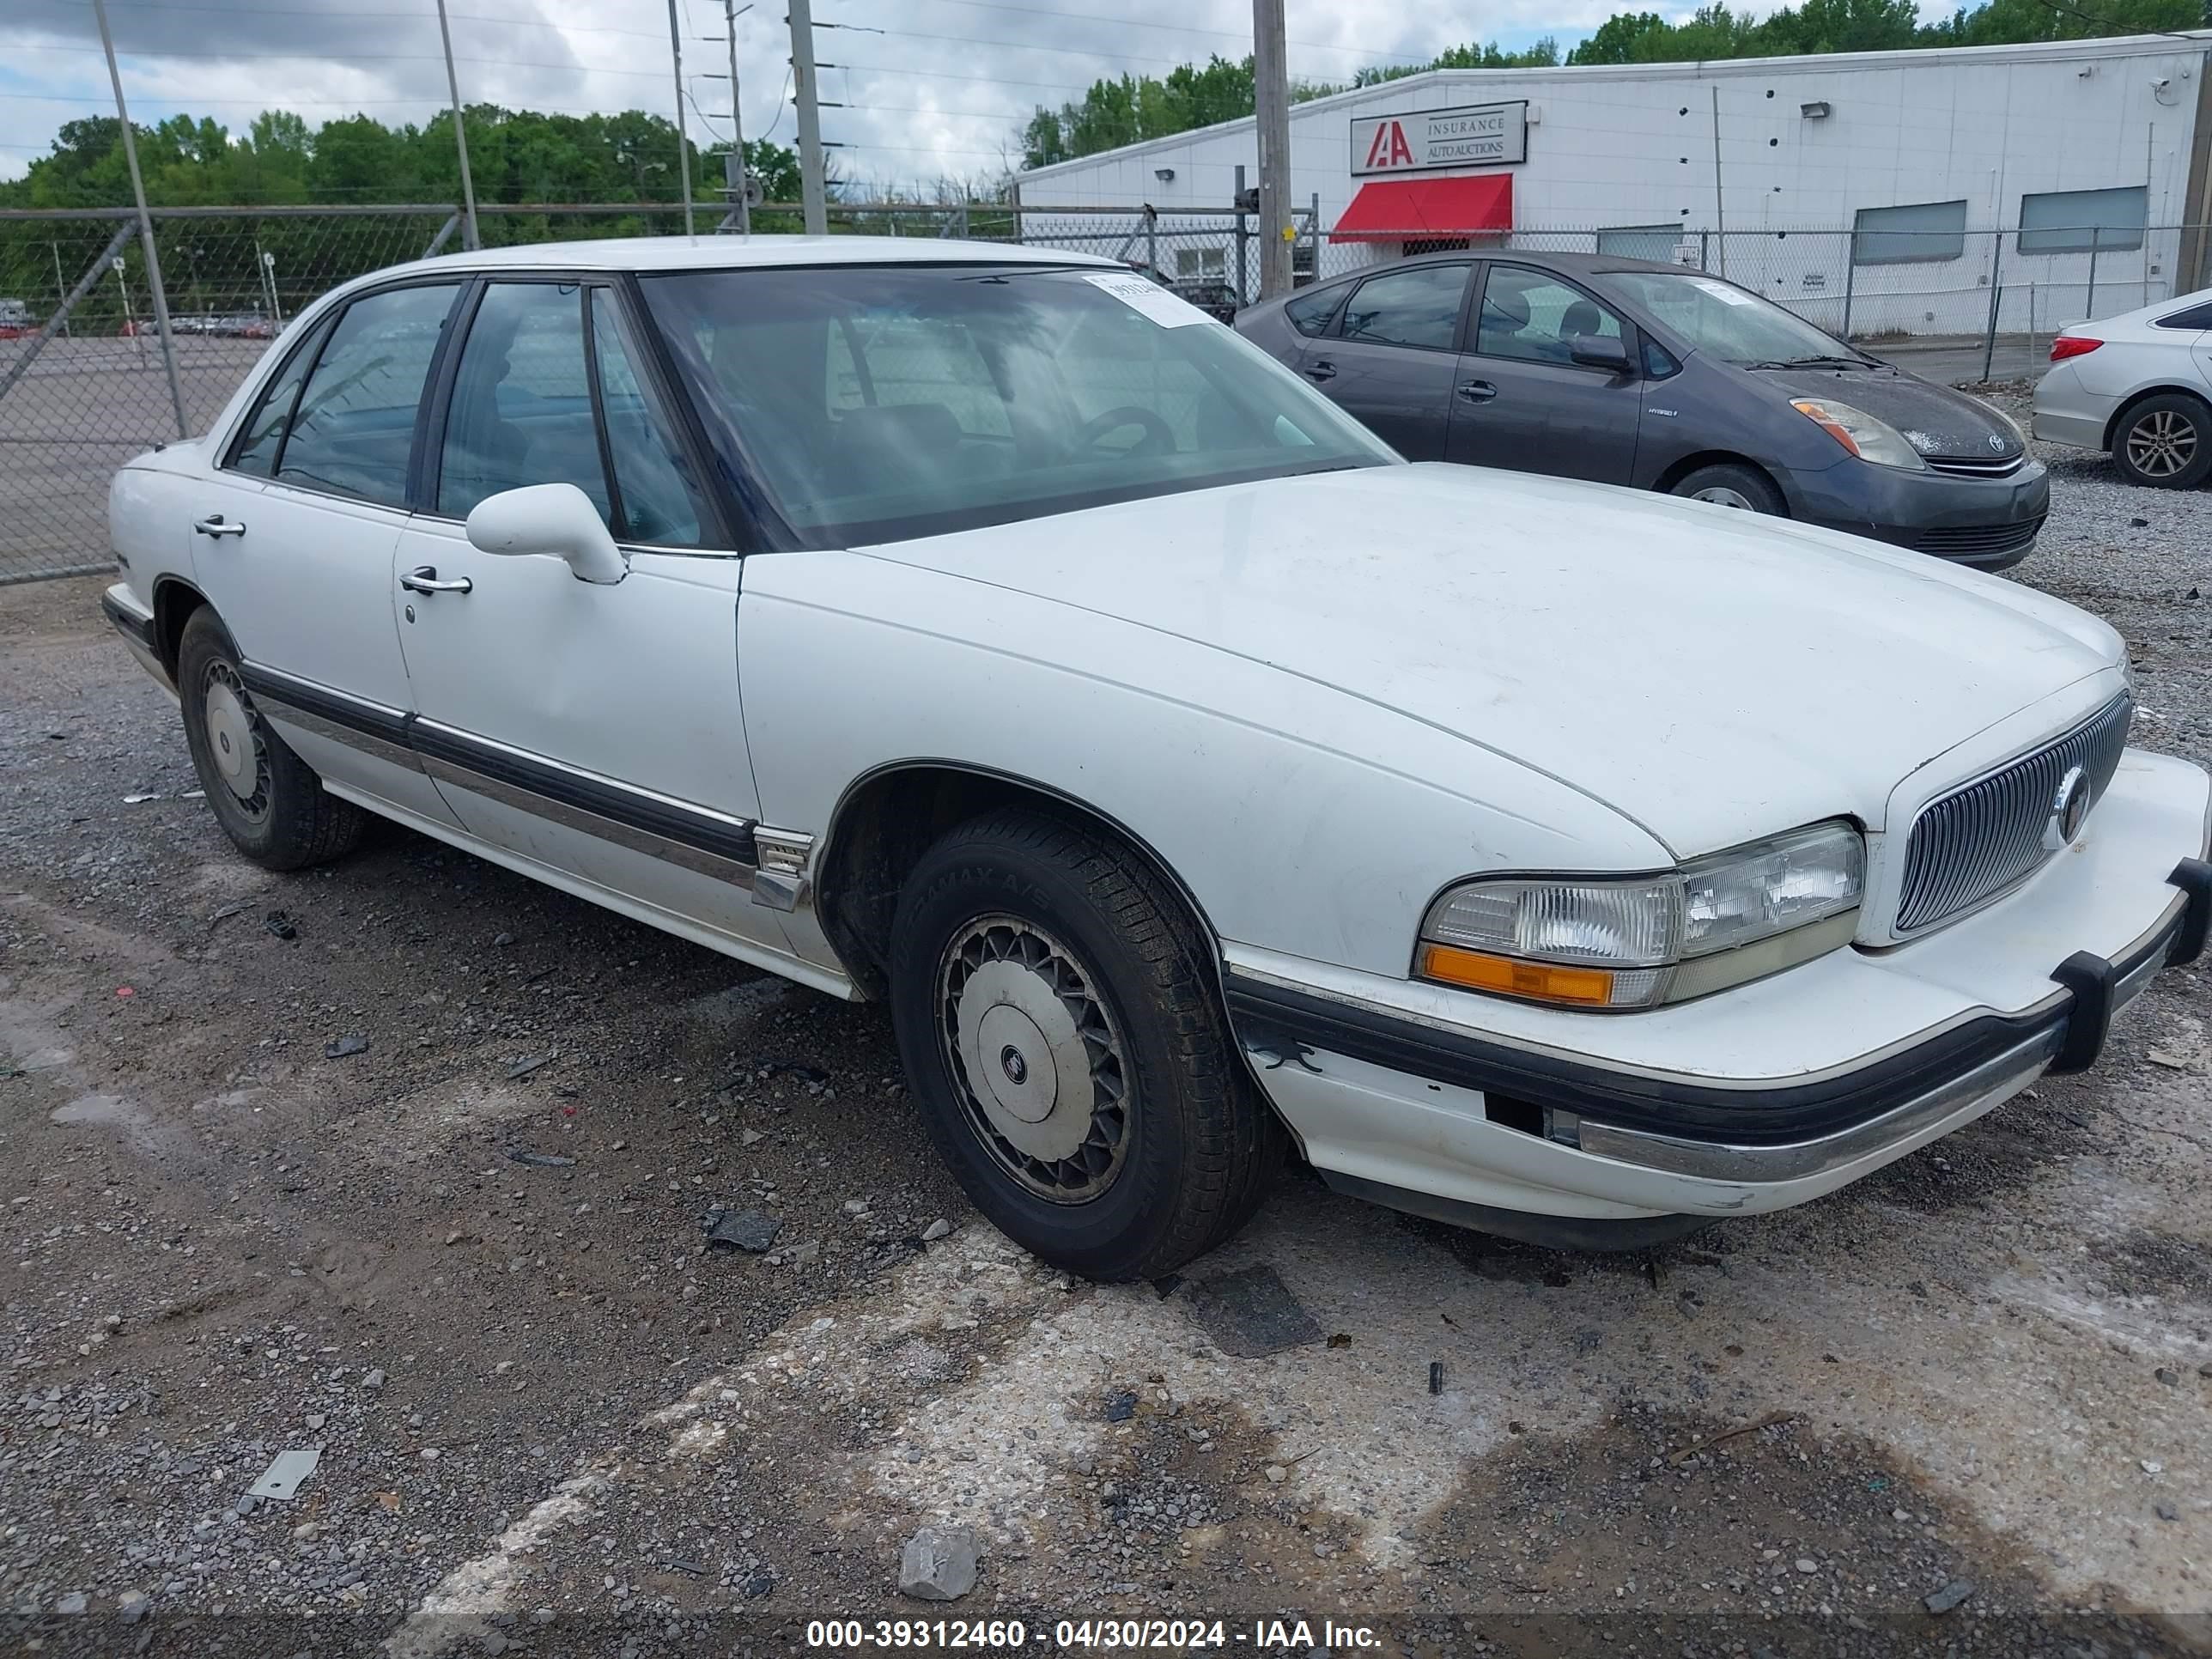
[[803, 1618, 1383, 1649]]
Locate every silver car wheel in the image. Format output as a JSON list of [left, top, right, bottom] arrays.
[[1690, 485, 1758, 509], [200, 659, 272, 823], [936, 913, 1130, 1205], [2125, 409, 2197, 479]]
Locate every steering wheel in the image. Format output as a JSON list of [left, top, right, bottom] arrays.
[[1076, 404, 1176, 459]]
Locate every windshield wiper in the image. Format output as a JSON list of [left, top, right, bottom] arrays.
[[1742, 355, 1875, 371]]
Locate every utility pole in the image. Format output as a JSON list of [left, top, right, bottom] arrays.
[[91, 0, 187, 439], [725, 0, 751, 234], [1251, 0, 1291, 299], [434, 0, 481, 249], [788, 0, 828, 234], [668, 0, 696, 234], [1709, 84, 1726, 277]]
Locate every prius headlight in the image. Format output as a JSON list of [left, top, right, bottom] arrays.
[[1416, 821, 1864, 1009], [1790, 398, 1927, 471]]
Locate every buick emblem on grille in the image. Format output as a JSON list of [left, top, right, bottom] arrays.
[[2045, 765, 2092, 851]]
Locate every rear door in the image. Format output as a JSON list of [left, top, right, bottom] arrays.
[[1446, 263, 1643, 483], [1297, 263, 1470, 461], [187, 278, 466, 829]]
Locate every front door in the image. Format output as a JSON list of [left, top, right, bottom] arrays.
[[1446, 263, 1644, 483], [186, 279, 466, 829], [1301, 262, 1471, 461], [390, 277, 793, 958]]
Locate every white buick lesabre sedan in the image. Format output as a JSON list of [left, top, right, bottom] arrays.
[[104, 239, 2210, 1280]]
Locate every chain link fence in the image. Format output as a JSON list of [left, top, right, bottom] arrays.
[[3, 201, 2206, 582]]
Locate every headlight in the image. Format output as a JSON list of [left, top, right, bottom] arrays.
[[1790, 398, 1927, 471], [1417, 821, 1864, 1010]]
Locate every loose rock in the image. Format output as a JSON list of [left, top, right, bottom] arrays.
[[898, 1524, 980, 1601], [1923, 1579, 1975, 1616]]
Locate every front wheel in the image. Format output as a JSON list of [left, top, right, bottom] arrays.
[[177, 607, 364, 871], [2112, 392, 2212, 489], [886, 809, 1283, 1281], [1669, 462, 1787, 515]]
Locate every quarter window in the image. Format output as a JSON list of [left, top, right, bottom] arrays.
[[1475, 267, 1624, 366], [1340, 264, 1468, 351], [1283, 285, 1344, 338], [2153, 301, 2212, 331], [274, 283, 459, 507], [228, 314, 334, 477]]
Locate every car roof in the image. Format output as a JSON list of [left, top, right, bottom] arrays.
[[375, 234, 1124, 283], [1276, 244, 1702, 306]]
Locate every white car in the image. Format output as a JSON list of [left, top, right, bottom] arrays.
[[103, 239, 2211, 1280], [2033, 285, 2212, 489]]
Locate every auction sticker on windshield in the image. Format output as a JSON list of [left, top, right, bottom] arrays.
[[1084, 271, 1209, 326], [1690, 277, 1753, 307]]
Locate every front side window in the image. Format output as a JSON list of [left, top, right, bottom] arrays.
[[437, 282, 610, 524], [275, 283, 459, 507], [588, 289, 706, 545], [1474, 267, 1625, 366], [1340, 264, 1468, 350], [640, 264, 1393, 549], [1598, 270, 1857, 368]]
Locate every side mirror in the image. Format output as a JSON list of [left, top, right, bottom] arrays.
[[1569, 335, 1632, 375], [465, 483, 627, 585]]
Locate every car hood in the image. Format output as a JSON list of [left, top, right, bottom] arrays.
[[864, 464, 2118, 855], [1745, 362, 2024, 461]]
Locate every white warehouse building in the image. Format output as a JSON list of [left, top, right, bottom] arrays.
[[1016, 33, 2212, 338]]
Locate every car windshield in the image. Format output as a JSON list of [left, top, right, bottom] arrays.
[[1598, 270, 1869, 368], [638, 264, 1395, 548]]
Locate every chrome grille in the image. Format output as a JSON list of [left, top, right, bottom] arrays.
[[1924, 453, 2026, 478], [1894, 694, 2133, 936]]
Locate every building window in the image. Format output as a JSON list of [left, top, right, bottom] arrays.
[[1851, 200, 1968, 265], [2018, 185, 2147, 255], [1401, 237, 1473, 258], [1174, 246, 1226, 279], [1595, 223, 1683, 263]]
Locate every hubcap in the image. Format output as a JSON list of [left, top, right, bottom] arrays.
[[2126, 410, 2197, 478], [937, 915, 1130, 1204], [201, 660, 270, 821], [1690, 485, 1756, 510]]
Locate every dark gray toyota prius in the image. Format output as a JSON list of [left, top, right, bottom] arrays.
[[1235, 249, 2049, 568]]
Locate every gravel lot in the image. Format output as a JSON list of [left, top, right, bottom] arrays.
[[2, 416, 2209, 1658]]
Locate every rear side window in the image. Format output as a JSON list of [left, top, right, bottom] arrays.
[[228, 315, 335, 477], [276, 283, 459, 507], [2153, 301, 2212, 331], [1340, 264, 1468, 351], [1284, 286, 1344, 338]]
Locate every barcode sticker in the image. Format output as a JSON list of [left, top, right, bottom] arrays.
[[1084, 271, 1209, 327]]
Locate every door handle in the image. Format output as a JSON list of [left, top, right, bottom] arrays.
[[194, 514, 246, 538], [1303, 360, 1337, 382], [399, 565, 473, 595], [1457, 380, 1498, 404]]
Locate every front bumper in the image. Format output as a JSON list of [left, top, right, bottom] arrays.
[[1226, 750, 2211, 1249], [1791, 455, 2050, 570]]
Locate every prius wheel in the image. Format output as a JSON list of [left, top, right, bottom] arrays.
[[177, 608, 364, 872], [2113, 393, 2212, 489], [887, 808, 1284, 1282], [1670, 463, 1786, 516]]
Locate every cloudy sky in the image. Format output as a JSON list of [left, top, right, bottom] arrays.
[[4, 0, 1615, 191]]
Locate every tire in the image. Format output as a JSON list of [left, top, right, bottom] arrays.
[[176, 607, 365, 872], [1668, 462, 1787, 516], [886, 808, 1285, 1282], [2111, 392, 2212, 489]]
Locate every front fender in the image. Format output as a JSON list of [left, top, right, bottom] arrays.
[[738, 552, 1666, 979]]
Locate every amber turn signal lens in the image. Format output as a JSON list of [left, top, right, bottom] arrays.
[[1417, 943, 1617, 1007]]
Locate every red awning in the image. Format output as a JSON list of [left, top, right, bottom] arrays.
[[1329, 173, 1513, 243]]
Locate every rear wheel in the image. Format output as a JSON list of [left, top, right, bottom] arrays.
[[886, 808, 1283, 1281], [2112, 392, 2212, 489], [177, 608, 364, 871], [1669, 462, 1786, 515]]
